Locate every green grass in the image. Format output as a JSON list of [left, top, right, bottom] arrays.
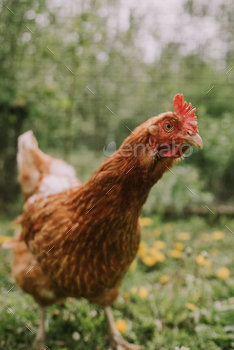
[[1, 215, 234, 350]]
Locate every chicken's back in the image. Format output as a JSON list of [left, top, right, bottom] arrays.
[[17, 130, 79, 199]]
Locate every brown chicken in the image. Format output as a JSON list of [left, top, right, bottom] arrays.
[[11, 94, 203, 350], [4, 131, 81, 348]]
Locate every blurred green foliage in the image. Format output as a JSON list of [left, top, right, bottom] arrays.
[[0, 0, 234, 214]]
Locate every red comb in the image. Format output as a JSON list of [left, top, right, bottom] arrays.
[[173, 94, 198, 133]]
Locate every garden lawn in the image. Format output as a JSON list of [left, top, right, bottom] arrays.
[[1, 215, 234, 350]]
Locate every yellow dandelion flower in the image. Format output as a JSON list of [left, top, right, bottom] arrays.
[[140, 217, 153, 227], [129, 259, 137, 272], [196, 254, 212, 268], [154, 251, 165, 262], [142, 255, 156, 266], [149, 247, 159, 256], [154, 228, 162, 237], [203, 259, 212, 268], [174, 242, 185, 251], [138, 241, 148, 258], [202, 233, 211, 242], [148, 248, 165, 262], [196, 254, 205, 265], [130, 285, 138, 294], [212, 231, 225, 241], [0, 236, 12, 244], [159, 275, 170, 284], [139, 286, 149, 298], [115, 319, 128, 333], [186, 303, 197, 311], [154, 240, 166, 250], [169, 250, 182, 258], [177, 232, 191, 241], [216, 267, 230, 280]]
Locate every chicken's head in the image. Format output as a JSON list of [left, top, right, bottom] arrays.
[[146, 94, 203, 158]]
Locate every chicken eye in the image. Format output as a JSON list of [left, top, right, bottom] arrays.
[[165, 123, 173, 131]]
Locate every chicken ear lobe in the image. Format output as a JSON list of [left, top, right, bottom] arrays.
[[149, 125, 159, 136]]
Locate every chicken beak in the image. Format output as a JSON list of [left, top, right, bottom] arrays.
[[183, 133, 203, 149]]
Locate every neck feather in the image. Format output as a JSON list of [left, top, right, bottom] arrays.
[[84, 129, 177, 213]]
